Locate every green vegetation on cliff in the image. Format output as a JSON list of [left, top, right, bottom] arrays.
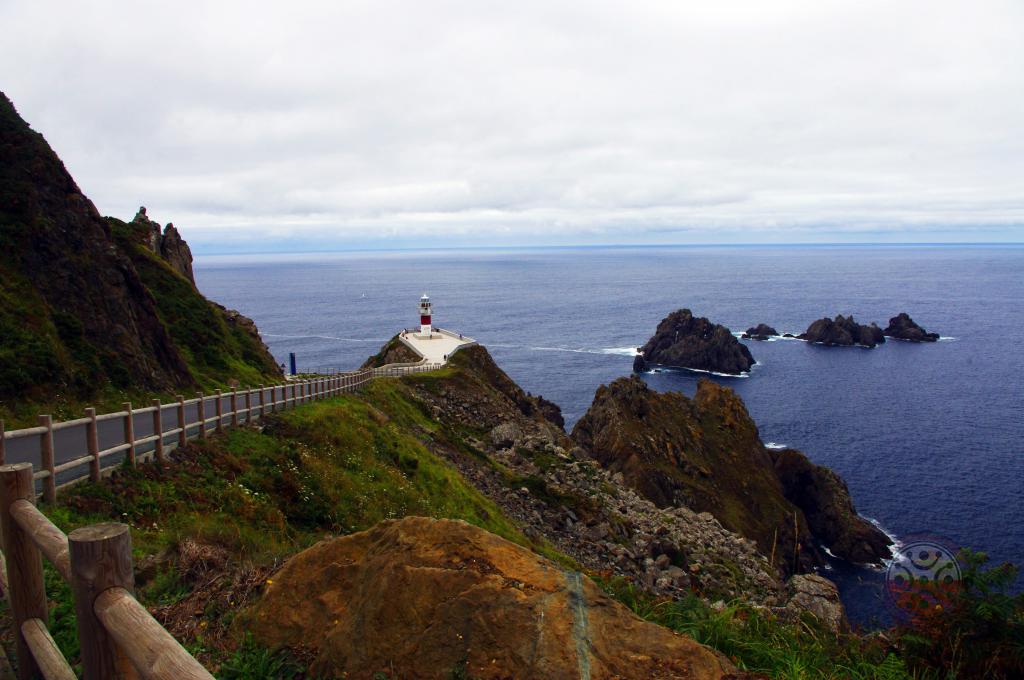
[[16, 379, 549, 673], [107, 216, 281, 390], [0, 92, 281, 425]]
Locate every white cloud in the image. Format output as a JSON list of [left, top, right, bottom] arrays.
[[2, 0, 1022, 249]]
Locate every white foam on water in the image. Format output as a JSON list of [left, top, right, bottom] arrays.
[[264, 333, 386, 343], [865, 516, 902, 566], [939, 336, 957, 341], [522, 345, 641, 357], [764, 442, 788, 450], [599, 346, 642, 356], [652, 365, 751, 379]]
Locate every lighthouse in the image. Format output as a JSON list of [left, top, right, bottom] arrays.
[[419, 294, 433, 337]]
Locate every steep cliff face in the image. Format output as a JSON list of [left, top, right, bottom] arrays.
[[0, 92, 191, 399], [572, 376, 893, 572], [0, 92, 280, 407], [131, 207, 195, 284], [634, 309, 754, 375], [106, 215, 282, 388]]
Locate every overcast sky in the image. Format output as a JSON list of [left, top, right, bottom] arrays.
[[2, 0, 1023, 251]]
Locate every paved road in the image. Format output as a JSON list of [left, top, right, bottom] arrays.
[[2, 330, 474, 493], [2, 385, 319, 489]]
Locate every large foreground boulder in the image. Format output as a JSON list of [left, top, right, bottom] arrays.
[[244, 517, 737, 679], [883, 312, 940, 342], [798, 315, 885, 348], [634, 309, 754, 375]]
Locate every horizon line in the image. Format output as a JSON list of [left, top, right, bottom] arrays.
[[193, 241, 1024, 257]]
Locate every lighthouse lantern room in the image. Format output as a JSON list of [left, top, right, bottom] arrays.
[[419, 294, 433, 337]]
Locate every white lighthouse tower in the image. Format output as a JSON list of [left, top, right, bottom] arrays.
[[419, 294, 433, 338]]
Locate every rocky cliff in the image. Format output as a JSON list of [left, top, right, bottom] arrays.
[[634, 309, 754, 375], [0, 92, 280, 408], [799, 315, 885, 348], [571, 376, 892, 572], [0, 92, 191, 400], [130, 207, 195, 284], [378, 345, 781, 603]]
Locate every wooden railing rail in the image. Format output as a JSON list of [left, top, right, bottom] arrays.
[[0, 462, 214, 679], [0, 361, 446, 500]]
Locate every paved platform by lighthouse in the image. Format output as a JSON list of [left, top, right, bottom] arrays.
[[400, 294, 475, 364]]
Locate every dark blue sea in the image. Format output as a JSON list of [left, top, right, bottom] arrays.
[[195, 245, 1024, 627]]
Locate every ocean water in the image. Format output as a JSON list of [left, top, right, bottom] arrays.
[[195, 245, 1024, 627]]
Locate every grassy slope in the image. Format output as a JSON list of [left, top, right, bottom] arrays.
[[19, 380, 536, 674], [2, 367, 928, 679]]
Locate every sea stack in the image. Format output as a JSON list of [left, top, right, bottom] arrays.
[[742, 324, 779, 340], [798, 315, 885, 348], [634, 309, 754, 375], [883, 313, 940, 342]]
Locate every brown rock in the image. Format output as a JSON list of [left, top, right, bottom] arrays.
[[573, 376, 821, 574], [244, 516, 737, 679], [159, 222, 195, 284]]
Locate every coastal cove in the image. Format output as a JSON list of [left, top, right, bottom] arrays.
[[196, 244, 1024, 627]]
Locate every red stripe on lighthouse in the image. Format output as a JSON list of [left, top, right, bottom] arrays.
[[421, 315, 431, 325]]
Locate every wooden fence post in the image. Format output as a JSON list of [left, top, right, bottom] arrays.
[[230, 390, 238, 427], [196, 393, 206, 440], [244, 388, 252, 423], [121, 403, 136, 468], [258, 384, 265, 417], [0, 463, 47, 680], [0, 419, 5, 465], [151, 400, 164, 464], [39, 415, 57, 503], [69, 523, 138, 680], [86, 408, 100, 482], [215, 390, 223, 433], [176, 395, 187, 449]]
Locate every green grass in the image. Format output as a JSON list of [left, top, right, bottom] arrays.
[[600, 577, 911, 680], [26, 390, 544, 671]]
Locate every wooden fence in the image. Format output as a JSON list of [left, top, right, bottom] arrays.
[[0, 363, 443, 502], [0, 359, 443, 678]]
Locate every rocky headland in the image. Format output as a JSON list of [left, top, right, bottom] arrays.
[[571, 375, 893, 571], [798, 315, 886, 348], [633, 309, 754, 375], [883, 312, 940, 342], [742, 323, 779, 340]]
